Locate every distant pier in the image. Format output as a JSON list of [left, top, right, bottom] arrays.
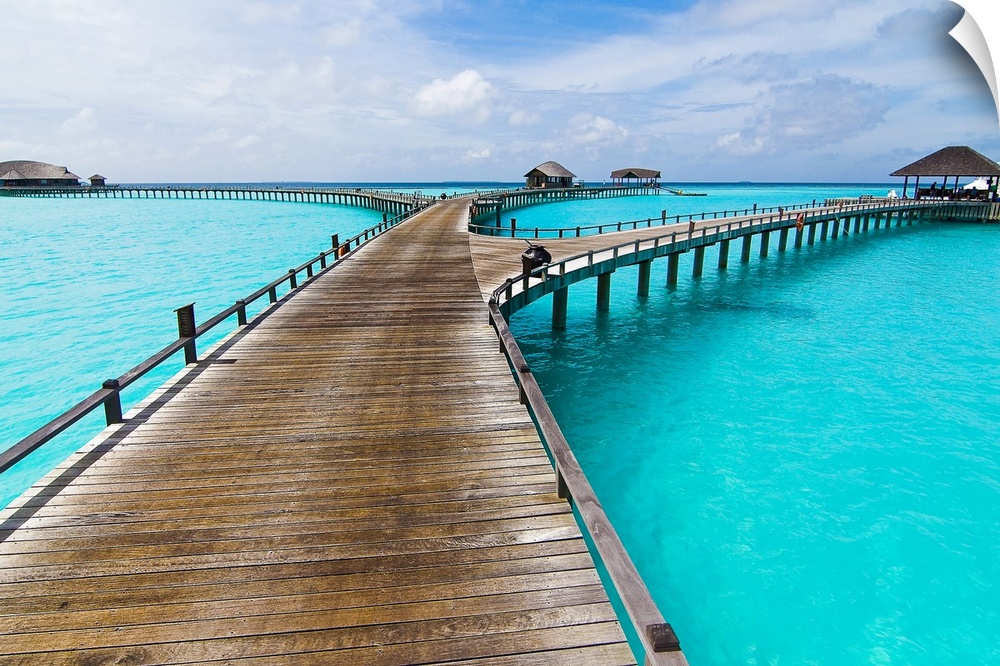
[[469, 184, 664, 229], [0, 185, 437, 217]]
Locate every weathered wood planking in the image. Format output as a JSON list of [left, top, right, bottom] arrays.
[[0, 200, 636, 665]]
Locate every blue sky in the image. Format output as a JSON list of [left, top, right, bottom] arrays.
[[1, 0, 997, 183]]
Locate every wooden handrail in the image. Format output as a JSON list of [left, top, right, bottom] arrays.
[[470, 197, 861, 238], [488, 302, 688, 665], [0, 203, 430, 475], [490, 198, 944, 309]]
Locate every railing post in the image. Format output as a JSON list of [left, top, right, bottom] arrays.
[[288, 269, 298, 290], [102, 379, 123, 425], [175, 303, 197, 365], [236, 300, 248, 326]]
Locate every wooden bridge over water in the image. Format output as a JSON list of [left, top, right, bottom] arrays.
[[0, 185, 439, 218], [1, 194, 994, 665]]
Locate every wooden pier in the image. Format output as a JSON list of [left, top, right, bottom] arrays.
[[1, 192, 994, 665], [470, 185, 663, 227], [0, 185, 436, 217], [0, 199, 678, 665], [470, 199, 1000, 319]]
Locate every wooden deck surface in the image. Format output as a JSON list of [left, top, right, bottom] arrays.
[[0, 200, 636, 665]]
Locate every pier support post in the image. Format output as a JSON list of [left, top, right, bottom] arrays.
[[667, 253, 680, 286], [831, 219, 840, 239], [795, 224, 804, 248], [175, 303, 197, 365], [778, 227, 789, 252], [692, 246, 705, 278], [820, 220, 829, 241], [102, 379, 123, 425], [759, 231, 770, 258], [718, 239, 730, 269], [597, 272, 612, 312], [807, 223, 817, 245], [552, 287, 568, 329], [637, 260, 652, 297], [741, 235, 753, 263], [854, 216, 862, 233]]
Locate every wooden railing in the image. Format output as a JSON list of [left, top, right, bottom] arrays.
[[470, 199, 823, 238], [488, 302, 687, 666], [488, 198, 966, 314], [0, 202, 432, 474]]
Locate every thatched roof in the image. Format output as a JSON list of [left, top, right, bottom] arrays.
[[611, 167, 661, 179], [890, 146, 1000, 177], [0, 160, 81, 180], [524, 161, 575, 178]]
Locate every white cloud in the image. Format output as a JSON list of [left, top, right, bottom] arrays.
[[412, 70, 495, 121], [569, 114, 629, 145], [465, 148, 492, 160]]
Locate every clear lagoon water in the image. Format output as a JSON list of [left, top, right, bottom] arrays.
[[509, 208, 1000, 665], [2, 182, 997, 665]]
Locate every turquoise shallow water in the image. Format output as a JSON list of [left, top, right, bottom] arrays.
[[2, 183, 997, 665], [0, 194, 385, 507], [509, 218, 1000, 664]]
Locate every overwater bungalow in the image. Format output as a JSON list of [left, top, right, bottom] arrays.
[[0, 160, 81, 187], [611, 167, 661, 186], [89, 174, 107, 187], [524, 161, 575, 189], [891, 146, 1000, 200]]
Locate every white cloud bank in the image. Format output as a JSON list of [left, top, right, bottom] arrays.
[[0, 0, 995, 182], [413, 70, 495, 121]]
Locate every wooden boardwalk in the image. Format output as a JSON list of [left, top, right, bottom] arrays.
[[0, 200, 637, 664]]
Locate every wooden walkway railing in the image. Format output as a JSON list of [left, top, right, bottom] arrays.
[[477, 199, 989, 315]]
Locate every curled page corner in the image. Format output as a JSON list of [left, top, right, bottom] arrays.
[[950, 1, 1000, 130]]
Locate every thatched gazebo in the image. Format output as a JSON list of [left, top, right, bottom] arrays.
[[524, 161, 575, 189], [891, 146, 1000, 200], [611, 167, 661, 186]]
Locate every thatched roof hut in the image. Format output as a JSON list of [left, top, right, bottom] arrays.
[[611, 167, 661, 186], [891, 146, 1000, 199], [0, 160, 81, 187], [524, 161, 576, 189]]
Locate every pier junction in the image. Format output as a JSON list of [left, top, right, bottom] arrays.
[[1, 186, 997, 664]]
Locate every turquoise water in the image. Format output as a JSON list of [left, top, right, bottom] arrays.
[[0, 194, 385, 508], [3, 183, 997, 665], [483, 182, 895, 235], [509, 219, 1000, 664]]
